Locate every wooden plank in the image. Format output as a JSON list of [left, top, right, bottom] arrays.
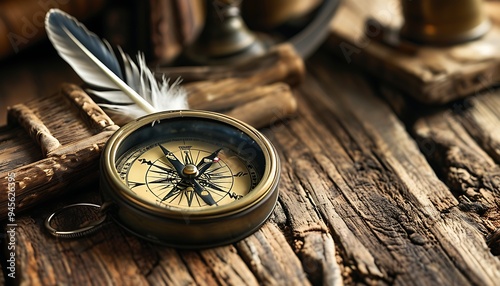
[[378, 83, 500, 256], [413, 109, 500, 255], [12, 188, 316, 285], [0, 124, 42, 172], [327, 0, 500, 104], [295, 54, 500, 284], [236, 223, 311, 285], [257, 155, 343, 286], [6, 51, 500, 285], [455, 90, 500, 163]]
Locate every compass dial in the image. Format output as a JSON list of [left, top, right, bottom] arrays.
[[116, 140, 260, 209], [100, 110, 280, 248]]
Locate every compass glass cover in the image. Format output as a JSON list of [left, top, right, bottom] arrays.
[[114, 117, 266, 209]]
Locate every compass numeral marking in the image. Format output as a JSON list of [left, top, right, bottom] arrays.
[[139, 158, 153, 165], [228, 192, 243, 200]]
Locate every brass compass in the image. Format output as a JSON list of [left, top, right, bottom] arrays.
[[46, 110, 280, 248]]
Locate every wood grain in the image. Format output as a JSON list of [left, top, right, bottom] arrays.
[[327, 0, 500, 104], [378, 83, 500, 256], [0, 84, 118, 219], [157, 43, 305, 85], [4, 50, 500, 285], [299, 55, 500, 284]]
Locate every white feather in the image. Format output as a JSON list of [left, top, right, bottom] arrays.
[[45, 8, 188, 118]]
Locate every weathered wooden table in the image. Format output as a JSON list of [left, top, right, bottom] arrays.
[[2, 43, 500, 285]]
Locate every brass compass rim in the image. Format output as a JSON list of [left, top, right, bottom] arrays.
[[101, 109, 280, 220]]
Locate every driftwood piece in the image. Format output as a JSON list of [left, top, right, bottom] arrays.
[[107, 44, 304, 128], [108, 82, 297, 129], [9, 52, 500, 285], [327, 0, 500, 104], [0, 84, 118, 219], [188, 81, 291, 111], [156, 43, 305, 85], [224, 84, 297, 129], [7, 104, 61, 156]]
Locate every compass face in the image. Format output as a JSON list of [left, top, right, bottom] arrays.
[[100, 110, 279, 247], [116, 139, 260, 209], [110, 114, 267, 212]]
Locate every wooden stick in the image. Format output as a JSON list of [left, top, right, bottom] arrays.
[[61, 84, 118, 133], [0, 84, 119, 220], [109, 82, 298, 129], [156, 43, 305, 86], [225, 85, 297, 129], [0, 130, 114, 219], [7, 104, 61, 156], [188, 82, 291, 111]]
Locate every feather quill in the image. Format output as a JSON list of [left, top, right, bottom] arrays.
[[44, 8, 188, 118]]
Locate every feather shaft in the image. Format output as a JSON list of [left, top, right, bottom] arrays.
[[45, 9, 187, 118]]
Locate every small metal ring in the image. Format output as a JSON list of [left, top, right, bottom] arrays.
[[45, 203, 107, 238]]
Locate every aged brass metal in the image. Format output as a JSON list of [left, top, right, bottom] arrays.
[[183, 0, 341, 64], [242, 0, 321, 30], [183, 0, 269, 65], [99, 110, 280, 248], [400, 0, 490, 45]]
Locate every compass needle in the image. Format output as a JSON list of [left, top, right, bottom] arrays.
[[196, 148, 222, 176], [192, 179, 217, 206], [158, 145, 185, 175]]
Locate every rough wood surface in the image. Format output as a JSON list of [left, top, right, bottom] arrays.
[[379, 82, 500, 256], [221, 83, 297, 129], [0, 84, 118, 219], [107, 82, 297, 129], [1, 60, 301, 218], [7, 104, 61, 156], [5, 52, 500, 285], [157, 43, 305, 85], [327, 0, 500, 104]]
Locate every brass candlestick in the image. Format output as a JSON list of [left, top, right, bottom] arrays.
[[183, 0, 270, 65]]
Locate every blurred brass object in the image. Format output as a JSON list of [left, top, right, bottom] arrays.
[[400, 0, 491, 45], [241, 0, 321, 30], [182, 0, 340, 65], [183, 0, 269, 65]]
